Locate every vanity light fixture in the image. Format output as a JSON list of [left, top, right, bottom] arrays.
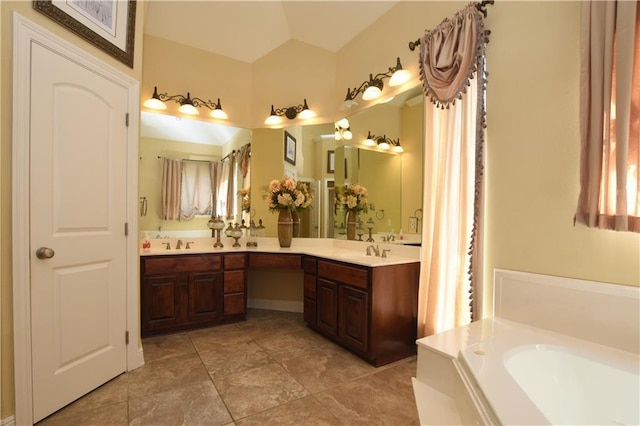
[[363, 131, 403, 153], [341, 57, 411, 110], [264, 99, 316, 126], [144, 86, 228, 119], [335, 118, 352, 141]]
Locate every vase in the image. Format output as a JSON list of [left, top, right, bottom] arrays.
[[292, 210, 301, 238], [346, 210, 357, 240], [277, 209, 294, 248]]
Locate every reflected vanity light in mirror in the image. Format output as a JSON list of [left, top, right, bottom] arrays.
[[362, 131, 403, 153], [144, 86, 228, 120], [335, 118, 352, 140]]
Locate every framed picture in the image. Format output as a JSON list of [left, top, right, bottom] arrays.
[[284, 131, 296, 166], [327, 150, 335, 173], [33, 0, 137, 68]]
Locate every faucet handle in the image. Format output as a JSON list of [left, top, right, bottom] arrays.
[[381, 249, 391, 258], [162, 242, 171, 250], [185, 241, 194, 249]]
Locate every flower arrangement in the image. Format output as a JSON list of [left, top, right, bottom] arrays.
[[238, 187, 251, 213], [336, 183, 373, 214], [261, 177, 313, 213]]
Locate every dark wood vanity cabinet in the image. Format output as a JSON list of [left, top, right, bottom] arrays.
[[310, 259, 419, 367], [140, 253, 246, 337], [302, 256, 317, 327], [223, 253, 247, 319]]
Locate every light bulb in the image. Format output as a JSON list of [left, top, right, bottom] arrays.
[[143, 97, 167, 110], [298, 108, 316, 120], [393, 144, 404, 153], [389, 69, 411, 87], [363, 137, 375, 147], [378, 141, 390, 150], [362, 85, 382, 101], [343, 128, 353, 140], [210, 108, 228, 120], [265, 114, 283, 126], [336, 118, 350, 129], [178, 103, 199, 115], [334, 130, 342, 140]]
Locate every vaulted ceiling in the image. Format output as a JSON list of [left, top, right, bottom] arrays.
[[144, 1, 399, 63]]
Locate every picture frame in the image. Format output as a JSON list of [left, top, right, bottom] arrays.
[[284, 131, 296, 166], [33, 0, 137, 68], [327, 150, 335, 173]]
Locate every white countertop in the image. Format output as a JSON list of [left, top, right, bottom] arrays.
[[140, 237, 421, 267]]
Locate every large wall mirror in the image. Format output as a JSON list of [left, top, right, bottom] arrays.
[[138, 111, 251, 236], [332, 85, 424, 244], [138, 85, 423, 244]]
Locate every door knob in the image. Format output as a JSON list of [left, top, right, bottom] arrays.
[[36, 247, 55, 259]]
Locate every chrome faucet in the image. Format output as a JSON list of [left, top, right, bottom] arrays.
[[381, 249, 391, 258], [366, 244, 380, 257], [176, 239, 183, 249]]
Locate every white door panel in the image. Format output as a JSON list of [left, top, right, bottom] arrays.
[[30, 42, 128, 422]]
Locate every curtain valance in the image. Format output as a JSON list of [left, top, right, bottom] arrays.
[[419, 3, 489, 108]]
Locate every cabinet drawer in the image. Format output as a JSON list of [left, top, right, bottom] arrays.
[[224, 270, 246, 293], [302, 256, 317, 274], [249, 253, 301, 269], [142, 254, 222, 275], [224, 253, 246, 270], [317, 260, 369, 290], [224, 293, 246, 316], [304, 273, 316, 299]]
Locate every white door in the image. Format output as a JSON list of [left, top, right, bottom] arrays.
[[29, 42, 128, 422]]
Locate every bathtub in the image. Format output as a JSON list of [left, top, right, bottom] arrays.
[[459, 321, 640, 425]]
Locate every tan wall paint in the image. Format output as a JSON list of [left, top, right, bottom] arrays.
[[3, 0, 640, 419], [141, 34, 253, 130], [401, 100, 424, 234], [483, 1, 639, 317], [0, 0, 146, 418]]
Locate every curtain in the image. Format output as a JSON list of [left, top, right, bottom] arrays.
[[210, 161, 222, 219], [161, 158, 182, 220], [226, 154, 237, 219], [238, 143, 252, 223], [180, 161, 212, 220], [575, 1, 640, 232], [417, 4, 489, 337], [217, 159, 230, 219]]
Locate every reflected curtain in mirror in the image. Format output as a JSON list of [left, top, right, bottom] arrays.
[[417, 4, 489, 338], [161, 158, 182, 220], [575, 0, 640, 232]]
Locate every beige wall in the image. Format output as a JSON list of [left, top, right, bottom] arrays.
[[2, 0, 640, 420], [401, 98, 425, 235], [0, 0, 146, 418], [483, 1, 639, 316]]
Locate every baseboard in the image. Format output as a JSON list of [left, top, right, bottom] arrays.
[[1, 415, 15, 426], [248, 298, 303, 313]]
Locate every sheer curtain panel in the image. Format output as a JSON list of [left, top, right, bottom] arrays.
[[417, 4, 489, 337], [575, 1, 640, 232], [161, 158, 182, 220]]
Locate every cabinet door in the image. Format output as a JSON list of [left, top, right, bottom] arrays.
[[316, 278, 338, 337], [141, 274, 182, 336], [187, 272, 223, 323], [339, 285, 369, 353]]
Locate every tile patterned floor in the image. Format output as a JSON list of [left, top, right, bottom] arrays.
[[37, 309, 419, 426]]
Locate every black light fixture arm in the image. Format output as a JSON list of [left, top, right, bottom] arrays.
[[151, 86, 223, 110], [344, 57, 405, 101], [270, 98, 311, 119]]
